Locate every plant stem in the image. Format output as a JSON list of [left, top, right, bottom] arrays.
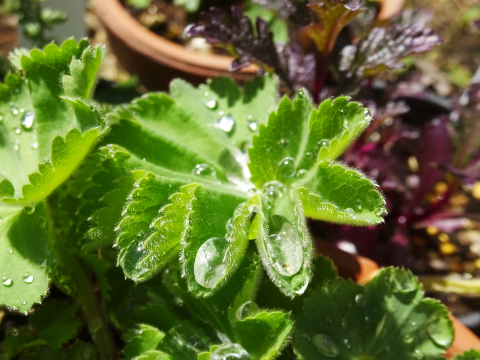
[[47, 197, 117, 360]]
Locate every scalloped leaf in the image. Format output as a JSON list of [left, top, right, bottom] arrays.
[[29, 299, 81, 348], [453, 350, 480, 360], [294, 268, 454, 360], [182, 187, 251, 297], [234, 311, 294, 360], [170, 76, 278, 147], [248, 92, 313, 188], [123, 324, 166, 360], [3, 128, 100, 204], [253, 194, 313, 298], [0, 202, 53, 312], [294, 161, 386, 226]]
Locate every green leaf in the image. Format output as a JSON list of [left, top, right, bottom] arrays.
[[0, 202, 53, 312], [3, 328, 47, 359], [127, 0, 152, 10], [0, 179, 15, 198], [297, 97, 371, 169], [170, 76, 278, 148], [117, 173, 198, 282], [453, 350, 480, 360], [253, 194, 313, 298], [3, 128, 100, 204], [234, 311, 294, 360], [29, 300, 81, 348], [105, 92, 229, 177], [62, 97, 103, 132], [248, 92, 313, 188], [174, 0, 201, 12], [182, 187, 252, 297], [133, 350, 174, 360], [294, 268, 454, 360], [123, 324, 166, 360], [294, 161, 386, 226], [157, 320, 222, 360], [303, 0, 362, 53]]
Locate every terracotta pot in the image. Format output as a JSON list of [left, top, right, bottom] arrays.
[[93, 0, 257, 91], [315, 239, 480, 358]]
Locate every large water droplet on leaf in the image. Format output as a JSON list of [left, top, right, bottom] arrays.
[[2, 277, 13, 287], [355, 294, 366, 307], [277, 157, 296, 178], [192, 163, 217, 178], [21, 111, 34, 131], [265, 215, 303, 276], [194, 236, 230, 289], [297, 169, 307, 179], [235, 301, 260, 320], [312, 334, 340, 357], [22, 272, 34, 284], [210, 343, 249, 360], [262, 181, 286, 202], [315, 139, 331, 154], [216, 115, 235, 136]]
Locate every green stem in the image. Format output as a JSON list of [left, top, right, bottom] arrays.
[[46, 198, 117, 360]]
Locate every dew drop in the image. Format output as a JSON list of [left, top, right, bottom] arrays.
[[21, 111, 34, 131], [21, 299, 27, 305], [277, 157, 296, 178], [14, 127, 21, 135], [10, 106, 18, 115], [192, 163, 217, 178], [343, 339, 351, 348], [31, 142, 38, 149], [265, 215, 303, 276], [210, 343, 249, 360], [297, 169, 307, 179], [194, 236, 230, 289], [24, 206, 35, 215], [205, 99, 217, 109], [235, 301, 260, 320], [22, 272, 34, 284], [13, 140, 19, 151], [262, 181, 286, 202], [315, 139, 331, 153], [216, 115, 235, 136], [8, 248, 12, 254], [2, 277, 13, 287], [403, 335, 413, 344], [355, 294, 366, 307], [278, 139, 289, 149], [375, 207, 387, 216], [312, 334, 340, 357]]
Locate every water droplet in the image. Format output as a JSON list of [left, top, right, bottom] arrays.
[[210, 343, 249, 360], [315, 139, 331, 154], [2, 277, 13, 287], [21, 111, 34, 130], [312, 334, 340, 357], [355, 199, 362, 210], [355, 294, 366, 307], [31, 142, 38, 149], [403, 335, 413, 344], [277, 157, 296, 178], [262, 181, 287, 202], [192, 163, 217, 178], [341, 317, 348, 330], [204, 91, 209, 96], [236, 301, 260, 320], [24, 207, 35, 215], [247, 116, 258, 131], [343, 339, 351, 348], [375, 207, 387, 216], [216, 115, 235, 136], [13, 140, 19, 151], [10, 106, 18, 115], [205, 99, 217, 109], [279, 139, 289, 149], [297, 169, 307, 179], [194, 236, 230, 289], [44, 157, 50, 163], [364, 108, 372, 119], [5, 327, 18, 336], [21, 299, 26, 305], [265, 215, 303, 276], [343, 119, 350, 129], [344, 208, 356, 219], [22, 272, 34, 284], [8, 248, 12, 254]]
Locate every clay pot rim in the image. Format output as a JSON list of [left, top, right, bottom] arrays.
[[315, 240, 480, 357], [93, 0, 257, 80]]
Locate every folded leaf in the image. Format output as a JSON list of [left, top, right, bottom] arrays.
[[294, 161, 386, 226], [294, 268, 454, 360], [0, 202, 53, 312]]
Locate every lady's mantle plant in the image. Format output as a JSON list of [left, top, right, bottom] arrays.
[[0, 39, 469, 360]]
